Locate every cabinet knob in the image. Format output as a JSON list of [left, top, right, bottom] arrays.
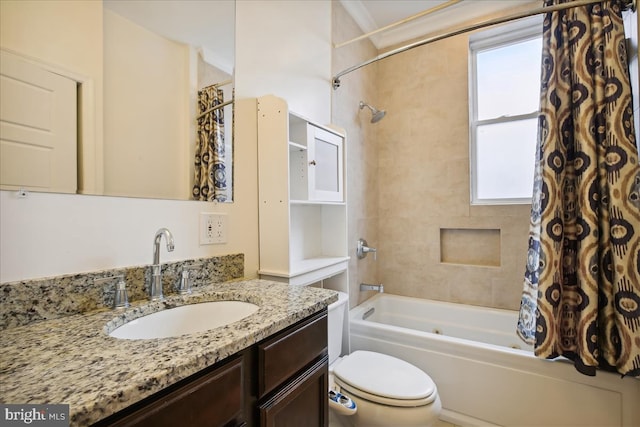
[[309, 160, 317, 166]]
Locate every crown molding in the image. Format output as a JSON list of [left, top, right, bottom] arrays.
[[338, 0, 539, 50], [338, 0, 384, 48]]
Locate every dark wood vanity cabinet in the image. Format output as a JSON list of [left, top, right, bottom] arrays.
[[95, 309, 328, 427]]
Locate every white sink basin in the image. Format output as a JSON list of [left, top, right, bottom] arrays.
[[109, 301, 259, 340]]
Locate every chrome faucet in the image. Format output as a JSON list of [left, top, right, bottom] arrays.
[[150, 228, 175, 301], [95, 274, 129, 309], [177, 263, 202, 295], [360, 283, 384, 293]]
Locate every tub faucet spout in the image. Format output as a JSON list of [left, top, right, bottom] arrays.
[[150, 228, 175, 301], [360, 283, 384, 293]]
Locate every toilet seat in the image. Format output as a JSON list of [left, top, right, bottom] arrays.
[[333, 351, 438, 407]]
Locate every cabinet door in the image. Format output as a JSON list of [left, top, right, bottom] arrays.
[[104, 355, 245, 427], [259, 357, 329, 427], [307, 125, 343, 202]]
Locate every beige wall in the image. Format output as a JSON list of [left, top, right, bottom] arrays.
[[236, 0, 332, 124], [103, 9, 191, 199], [0, 0, 278, 283], [0, 1, 332, 284], [332, 2, 380, 307]]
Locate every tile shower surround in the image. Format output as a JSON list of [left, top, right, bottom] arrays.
[[0, 254, 244, 330]]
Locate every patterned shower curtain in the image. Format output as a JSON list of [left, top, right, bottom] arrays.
[[193, 85, 227, 202], [517, 0, 640, 377]]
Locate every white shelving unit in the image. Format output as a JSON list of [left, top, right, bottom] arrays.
[[257, 95, 348, 291]]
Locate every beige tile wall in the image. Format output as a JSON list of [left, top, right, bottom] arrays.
[[332, 3, 533, 310], [374, 31, 532, 310], [331, 2, 531, 311]]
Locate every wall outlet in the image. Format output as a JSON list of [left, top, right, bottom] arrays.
[[200, 213, 227, 245]]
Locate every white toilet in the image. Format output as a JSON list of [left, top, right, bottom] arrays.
[[328, 292, 442, 426]]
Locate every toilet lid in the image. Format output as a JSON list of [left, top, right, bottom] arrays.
[[333, 351, 436, 402]]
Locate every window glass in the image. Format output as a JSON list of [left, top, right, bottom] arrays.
[[476, 119, 537, 200], [476, 38, 542, 120]]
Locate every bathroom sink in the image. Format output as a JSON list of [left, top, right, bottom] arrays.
[[108, 301, 259, 340]]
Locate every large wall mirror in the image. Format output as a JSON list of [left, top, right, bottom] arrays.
[[0, 0, 235, 202]]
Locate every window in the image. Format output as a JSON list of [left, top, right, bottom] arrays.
[[469, 17, 543, 205]]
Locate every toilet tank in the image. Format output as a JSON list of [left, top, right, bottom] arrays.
[[328, 291, 349, 365]]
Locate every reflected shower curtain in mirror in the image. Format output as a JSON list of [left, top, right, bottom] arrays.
[[193, 85, 227, 202], [517, 0, 640, 376]]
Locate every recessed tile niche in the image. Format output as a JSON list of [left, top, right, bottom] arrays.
[[440, 228, 501, 267]]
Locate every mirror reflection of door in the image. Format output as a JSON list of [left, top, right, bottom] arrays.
[[0, 50, 77, 194]]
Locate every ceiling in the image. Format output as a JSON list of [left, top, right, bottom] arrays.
[[339, 0, 538, 49]]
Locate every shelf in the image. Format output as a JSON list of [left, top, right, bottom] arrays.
[[289, 199, 345, 206], [288, 142, 307, 151], [259, 257, 349, 286], [291, 257, 349, 275]]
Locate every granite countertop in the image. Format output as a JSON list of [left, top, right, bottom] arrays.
[[0, 279, 338, 426]]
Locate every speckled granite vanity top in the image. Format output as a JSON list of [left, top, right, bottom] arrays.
[[0, 279, 337, 426]]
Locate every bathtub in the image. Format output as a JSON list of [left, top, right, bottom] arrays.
[[349, 293, 640, 427]]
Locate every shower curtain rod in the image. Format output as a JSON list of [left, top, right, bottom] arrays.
[[196, 80, 234, 119], [332, 0, 636, 89], [196, 99, 233, 120], [213, 79, 233, 88], [334, 0, 462, 49], [202, 79, 233, 90]]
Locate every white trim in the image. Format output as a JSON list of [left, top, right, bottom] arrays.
[[440, 408, 502, 427], [469, 14, 542, 49]]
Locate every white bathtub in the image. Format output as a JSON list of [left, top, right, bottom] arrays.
[[349, 293, 640, 427]]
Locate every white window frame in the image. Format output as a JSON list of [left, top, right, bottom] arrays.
[[469, 16, 543, 205]]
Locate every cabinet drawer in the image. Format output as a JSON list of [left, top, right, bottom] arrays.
[[106, 355, 244, 427], [258, 309, 327, 398]]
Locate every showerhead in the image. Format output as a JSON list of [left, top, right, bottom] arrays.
[[359, 101, 386, 123]]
